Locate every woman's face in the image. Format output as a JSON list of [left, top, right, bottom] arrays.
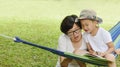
[[67, 23, 82, 42]]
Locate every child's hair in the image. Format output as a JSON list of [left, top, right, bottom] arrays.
[[60, 15, 82, 34]]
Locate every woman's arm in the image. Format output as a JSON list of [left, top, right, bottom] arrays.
[[58, 35, 72, 67], [60, 56, 72, 67]]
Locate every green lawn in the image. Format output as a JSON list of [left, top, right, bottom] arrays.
[[0, 0, 120, 67]]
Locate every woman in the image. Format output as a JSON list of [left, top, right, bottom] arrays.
[[56, 15, 88, 67]]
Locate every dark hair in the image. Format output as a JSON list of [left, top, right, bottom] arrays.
[[60, 15, 82, 34]]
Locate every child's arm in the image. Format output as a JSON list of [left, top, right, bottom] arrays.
[[99, 42, 115, 56], [106, 42, 115, 53]]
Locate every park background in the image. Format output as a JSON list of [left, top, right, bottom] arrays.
[[0, 0, 120, 67]]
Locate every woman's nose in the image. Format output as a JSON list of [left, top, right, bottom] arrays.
[[73, 32, 79, 37]]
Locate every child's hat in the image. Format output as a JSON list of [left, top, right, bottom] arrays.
[[78, 9, 102, 24]]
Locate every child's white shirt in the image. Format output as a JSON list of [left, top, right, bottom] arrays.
[[83, 27, 112, 52]]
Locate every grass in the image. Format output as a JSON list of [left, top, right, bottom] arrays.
[[0, 20, 60, 67], [0, 0, 120, 67]]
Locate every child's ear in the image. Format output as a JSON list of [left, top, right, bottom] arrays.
[[93, 21, 99, 27], [92, 20, 97, 24], [94, 21, 99, 27], [95, 20, 98, 23]]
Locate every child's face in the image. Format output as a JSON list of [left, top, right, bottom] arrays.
[[80, 19, 97, 33]]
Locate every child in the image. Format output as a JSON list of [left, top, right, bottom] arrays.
[[78, 9, 116, 67]]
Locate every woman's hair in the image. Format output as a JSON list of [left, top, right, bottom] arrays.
[[60, 15, 82, 34]]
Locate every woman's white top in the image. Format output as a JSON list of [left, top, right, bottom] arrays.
[[56, 34, 87, 67], [83, 27, 112, 52]]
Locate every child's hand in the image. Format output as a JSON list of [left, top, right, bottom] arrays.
[[115, 49, 120, 54], [89, 50, 97, 56], [96, 52, 106, 57]]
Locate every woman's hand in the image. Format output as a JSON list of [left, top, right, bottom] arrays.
[[73, 49, 80, 54], [73, 49, 88, 55]]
